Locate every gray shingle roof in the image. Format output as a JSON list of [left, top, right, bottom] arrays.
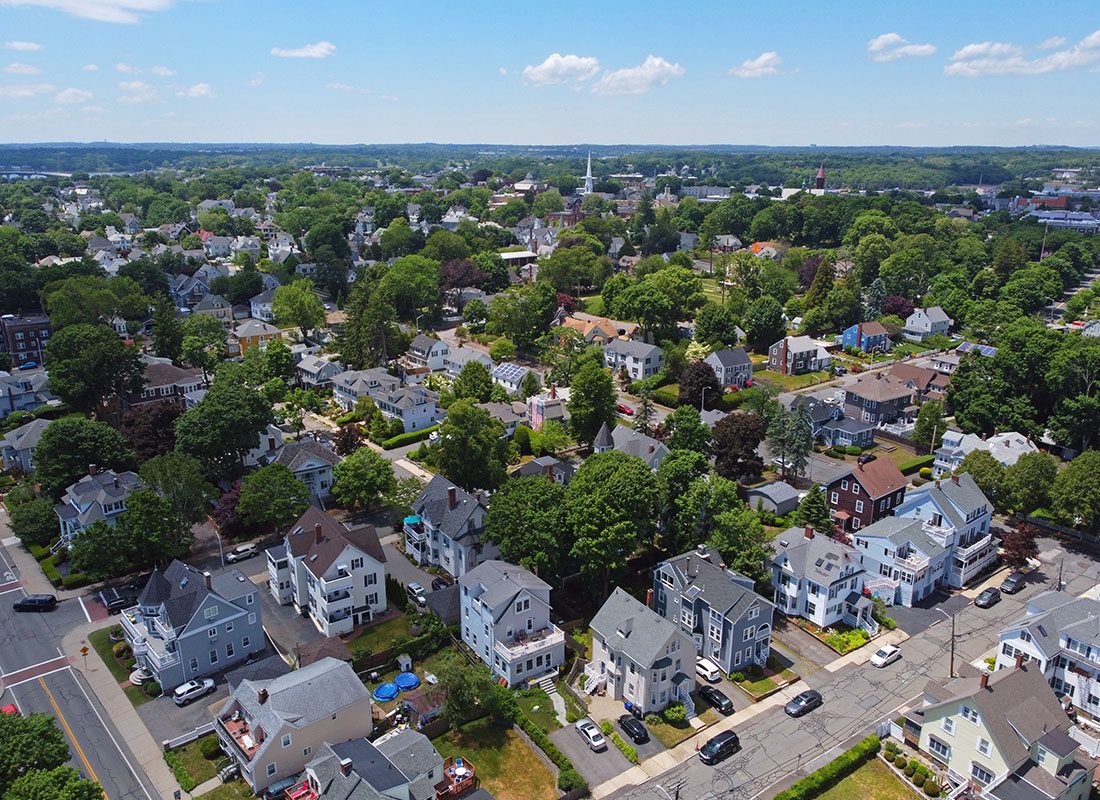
[[746, 480, 800, 504], [412, 475, 486, 541], [275, 440, 340, 472], [0, 417, 49, 453], [594, 421, 613, 448], [660, 548, 771, 620], [459, 560, 549, 619], [856, 516, 948, 559], [773, 529, 862, 586], [591, 588, 684, 669], [138, 559, 256, 629], [604, 338, 662, 360], [708, 348, 751, 368]]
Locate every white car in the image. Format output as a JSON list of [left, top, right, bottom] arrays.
[[575, 719, 607, 752], [869, 644, 902, 668], [173, 678, 216, 706], [225, 544, 258, 563]]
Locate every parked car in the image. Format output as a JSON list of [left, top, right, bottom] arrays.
[[406, 582, 428, 606], [430, 577, 450, 591], [225, 544, 258, 563], [869, 644, 902, 668], [616, 403, 634, 416], [98, 587, 135, 615], [1000, 572, 1025, 594], [13, 594, 57, 612], [832, 365, 848, 376], [172, 678, 215, 706], [617, 714, 649, 744], [262, 776, 299, 799], [698, 684, 734, 715], [575, 719, 607, 752], [696, 657, 722, 683], [699, 730, 739, 765], [784, 689, 823, 717], [975, 587, 1001, 608]]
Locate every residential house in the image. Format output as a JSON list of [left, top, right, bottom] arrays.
[[193, 293, 234, 329], [331, 368, 400, 412], [249, 289, 277, 322], [198, 199, 235, 214], [244, 424, 284, 468], [231, 236, 261, 261], [274, 440, 340, 499], [586, 588, 697, 716], [215, 657, 373, 793], [560, 314, 639, 345], [888, 362, 951, 404], [839, 321, 891, 353], [296, 354, 344, 389], [0, 417, 49, 473], [374, 386, 442, 433], [0, 313, 50, 367], [790, 395, 844, 440], [233, 319, 283, 355], [903, 306, 953, 341], [822, 417, 876, 449], [768, 336, 832, 376], [851, 517, 951, 607], [744, 480, 801, 517], [915, 662, 1092, 800], [128, 355, 204, 407], [266, 506, 386, 636], [653, 546, 775, 675], [203, 235, 232, 259], [54, 468, 142, 546], [444, 346, 494, 379], [931, 353, 961, 375], [843, 372, 914, 425], [526, 387, 568, 431], [476, 402, 522, 437], [770, 526, 875, 633], [705, 347, 753, 389], [404, 334, 450, 372], [893, 473, 996, 590], [490, 362, 535, 394], [511, 455, 575, 485], [934, 429, 1039, 477], [405, 476, 498, 579], [594, 422, 670, 471], [459, 560, 565, 687], [603, 339, 664, 381], [824, 454, 908, 531], [121, 560, 264, 690]]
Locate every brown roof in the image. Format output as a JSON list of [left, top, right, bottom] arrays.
[[402, 684, 447, 715], [144, 361, 203, 387], [847, 373, 913, 403], [296, 636, 352, 667], [838, 456, 907, 499], [286, 506, 386, 578], [888, 362, 938, 392], [860, 321, 889, 336]]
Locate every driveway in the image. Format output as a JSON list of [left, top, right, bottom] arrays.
[[886, 589, 973, 635], [550, 725, 632, 787], [258, 582, 324, 657], [770, 616, 839, 672], [381, 540, 438, 591], [137, 676, 232, 745]]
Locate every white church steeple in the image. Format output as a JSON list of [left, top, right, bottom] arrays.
[[582, 151, 594, 195]]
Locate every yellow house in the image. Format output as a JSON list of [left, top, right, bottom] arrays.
[[233, 319, 283, 355]]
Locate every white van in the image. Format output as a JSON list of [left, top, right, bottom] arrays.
[[696, 657, 722, 683]]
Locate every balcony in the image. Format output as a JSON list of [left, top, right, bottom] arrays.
[[120, 609, 180, 669], [286, 781, 317, 800], [493, 625, 564, 662], [956, 533, 994, 561], [404, 517, 426, 543], [219, 715, 262, 761], [895, 551, 929, 570], [435, 755, 476, 799], [323, 589, 351, 604]]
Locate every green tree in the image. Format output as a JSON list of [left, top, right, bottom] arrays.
[[518, 370, 542, 400], [462, 298, 488, 332], [340, 283, 404, 369], [238, 463, 310, 531], [34, 417, 134, 498], [633, 384, 656, 434], [451, 360, 493, 402], [1002, 452, 1059, 517], [119, 399, 183, 462], [44, 323, 143, 413], [181, 314, 227, 382], [912, 400, 946, 452], [657, 450, 709, 552], [1052, 450, 1100, 535], [565, 451, 659, 596], [483, 476, 567, 576], [766, 404, 813, 478], [262, 339, 295, 380], [3, 766, 102, 800], [272, 278, 326, 338], [694, 303, 741, 346], [8, 499, 57, 548], [69, 520, 132, 580], [332, 448, 397, 512], [151, 294, 183, 362], [794, 484, 833, 534], [139, 452, 215, 528], [743, 294, 786, 353], [664, 405, 711, 455], [712, 410, 767, 479], [707, 505, 772, 588], [957, 450, 1007, 509], [116, 488, 192, 567], [0, 713, 70, 793], [489, 337, 516, 363], [377, 255, 440, 317], [39, 275, 121, 329], [677, 361, 722, 410], [174, 382, 273, 480], [567, 358, 615, 445], [437, 399, 509, 491], [486, 281, 557, 348]]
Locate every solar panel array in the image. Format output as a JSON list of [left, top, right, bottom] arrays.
[[491, 362, 527, 382], [956, 342, 997, 357]]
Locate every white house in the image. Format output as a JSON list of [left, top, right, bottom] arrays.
[[603, 339, 664, 381], [404, 334, 450, 372], [594, 422, 669, 471], [249, 289, 277, 322], [373, 386, 442, 433], [444, 346, 494, 379], [331, 368, 400, 412], [903, 306, 953, 341], [296, 354, 345, 389], [490, 362, 535, 395], [274, 440, 341, 499], [770, 526, 874, 632], [934, 429, 1039, 477], [54, 468, 142, 547]]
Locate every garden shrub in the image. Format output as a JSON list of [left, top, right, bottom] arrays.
[[894, 754, 908, 769], [142, 681, 161, 698], [381, 424, 439, 450], [730, 671, 745, 682], [662, 702, 687, 725], [923, 779, 940, 796], [112, 642, 131, 659], [557, 768, 586, 793], [644, 713, 662, 726], [40, 555, 62, 586], [898, 454, 936, 474], [846, 446, 862, 456], [29, 544, 51, 561], [913, 772, 926, 787], [772, 735, 880, 800], [919, 467, 933, 479], [200, 736, 222, 760], [164, 751, 198, 792], [62, 572, 89, 589]]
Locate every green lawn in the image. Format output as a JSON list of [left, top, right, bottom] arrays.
[[735, 665, 798, 699], [516, 687, 561, 731], [434, 718, 557, 800], [817, 757, 914, 800], [87, 627, 153, 707], [754, 369, 831, 391], [648, 704, 719, 749], [164, 734, 220, 790], [196, 780, 256, 800], [345, 613, 414, 657], [579, 294, 604, 316]]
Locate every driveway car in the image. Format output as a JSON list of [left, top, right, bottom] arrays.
[[616, 403, 634, 416], [407, 582, 428, 607], [430, 577, 450, 591], [99, 588, 135, 615], [617, 715, 649, 744], [784, 689, 823, 717], [225, 544, 258, 563], [696, 657, 721, 682], [869, 644, 902, 668], [698, 684, 734, 715], [172, 678, 215, 707], [975, 587, 1001, 608], [699, 730, 739, 765], [575, 719, 608, 752], [12, 594, 57, 612], [1000, 572, 1025, 594]]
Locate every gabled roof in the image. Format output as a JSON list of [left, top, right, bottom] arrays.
[[409, 333, 443, 352], [832, 456, 907, 499], [772, 528, 861, 585], [459, 560, 549, 619], [659, 547, 771, 620], [610, 426, 667, 463], [138, 559, 257, 629], [594, 421, 613, 448], [604, 337, 662, 360], [285, 506, 385, 579], [745, 480, 800, 504], [0, 417, 50, 453], [901, 473, 989, 528], [846, 373, 913, 403], [250, 288, 276, 305], [921, 306, 951, 323], [855, 516, 947, 559], [707, 348, 751, 368], [888, 362, 939, 391], [193, 293, 230, 312], [591, 587, 685, 669], [234, 319, 281, 338], [411, 475, 486, 540], [856, 321, 889, 336], [275, 440, 340, 473]]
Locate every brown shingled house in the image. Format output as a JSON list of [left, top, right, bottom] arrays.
[[825, 454, 907, 531]]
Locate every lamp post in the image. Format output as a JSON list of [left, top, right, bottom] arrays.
[[935, 608, 955, 677], [415, 313, 426, 333], [213, 529, 225, 569], [700, 386, 710, 414]]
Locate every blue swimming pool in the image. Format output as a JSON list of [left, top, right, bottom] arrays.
[[372, 682, 399, 702], [394, 672, 421, 691]]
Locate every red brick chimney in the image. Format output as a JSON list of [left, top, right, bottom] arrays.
[[88, 463, 97, 476], [804, 526, 814, 540], [339, 757, 353, 777], [951, 474, 959, 485], [980, 671, 989, 690], [1015, 652, 1024, 669], [258, 688, 268, 705], [546, 463, 555, 481], [549, 383, 556, 400], [203, 571, 212, 589], [645, 588, 653, 608], [314, 523, 323, 545], [448, 487, 457, 509]]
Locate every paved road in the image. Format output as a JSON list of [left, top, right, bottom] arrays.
[[0, 544, 156, 800], [607, 537, 1098, 800]]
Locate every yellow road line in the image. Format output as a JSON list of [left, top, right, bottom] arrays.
[[39, 676, 108, 799]]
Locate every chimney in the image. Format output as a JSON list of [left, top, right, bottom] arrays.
[[804, 526, 814, 540], [448, 487, 457, 509], [686, 557, 691, 575], [203, 571, 212, 589], [339, 757, 353, 777], [935, 480, 941, 489], [314, 523, 323, 545], [88, 463, 97, 476], [546, 463, 555, 481], [951, 474, 959, 485], [980, 671, 989, 690], [549, 383, 556, 400], [258, 688, 268, 705], [268, 436, 276, 452], [113, 476, 119, 488], [645, 588, 653, 608], [1015, 652, 1024, 669]]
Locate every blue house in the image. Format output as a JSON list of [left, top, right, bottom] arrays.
[[838, 322, 891, 354]]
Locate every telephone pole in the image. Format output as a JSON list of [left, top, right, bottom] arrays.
[[950, 613, 956, 678]]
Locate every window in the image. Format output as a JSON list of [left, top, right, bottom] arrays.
[[960, 705, 980, 724], [303, 747, 312, 757], [830, 492, 839, 504], [366, 572, 377, 586], [204, 607, 218, 620], [941, 717, 955, 735], [351, 557, 363, 570], [367, 593, 378, 606], [189, 657, 198, 672], [1002, 643, 1015, 657], [208, 627, 217, 638], [709, 623, 722, 642], [246, 594, 254, 605], [748, 606, 759, 621], [210, 649, 218, 664], [281, 734, 292, 748], [248, 613, 257, 625], [855, 501, 864, 514], [226, 643, 235, 658], [841, 480, 849, 490], [267, 763, 277, 778], [977, 737, 991, 756], [743, 626, 755, 642], [852, 483, 860, 495], [928, 737, 950, 759], [225, 622, 233, 633], [970, 763, 994, 785], [1036, 748, 1046, 765], [243, 636, 251, 648]]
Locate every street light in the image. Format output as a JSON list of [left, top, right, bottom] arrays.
[[934, 608, 955, 677], [213, 529, 225, 569], [415, 313, 426, 333]]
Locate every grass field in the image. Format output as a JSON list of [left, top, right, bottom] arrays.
[[345, 613, 414, 657], [648, 704, 719, 748], [87, 627, 153, 707], [434, 718, 557, 800], [164, 734, 220, 790], [196, 780, 256, 800], [516, 687, 561, 731], [817, 757, 913, 800], [754, 369, 831, 391]]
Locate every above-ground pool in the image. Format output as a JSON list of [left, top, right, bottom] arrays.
[[373, 682, 399, 702], [394, 672, 421, 691]]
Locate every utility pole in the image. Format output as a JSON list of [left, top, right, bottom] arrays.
[[1058, 558, 1064, 591], [949, 613, 955, 678]]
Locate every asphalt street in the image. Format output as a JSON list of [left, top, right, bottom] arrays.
[[0, 543, 157, 800], [608, 537, 1097, 800]]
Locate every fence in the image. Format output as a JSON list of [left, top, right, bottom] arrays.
[[162, 722, 215, 751], [873, 427, 922, 453], [1070, 725, 1100, 757]]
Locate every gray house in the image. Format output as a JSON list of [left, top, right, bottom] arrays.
[[594, 422, 669, 471], [653, 546, 774, 675], [603, 338, 664, 380], [705, 348, 752, 388], [120, 560, 265, 691], [0, 417, 49, 473], [295, 730, 450, 800], [405, 475, 500, 579], [744, 480, 801, 517]]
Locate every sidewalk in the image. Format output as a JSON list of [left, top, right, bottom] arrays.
[[62, 620, 183, 800], [0, 534, 87, 601]]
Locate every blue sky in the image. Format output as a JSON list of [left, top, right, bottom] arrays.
[[1, 0, 1099, 146]]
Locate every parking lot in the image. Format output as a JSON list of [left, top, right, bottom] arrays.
[[550, 724, 633, 787]]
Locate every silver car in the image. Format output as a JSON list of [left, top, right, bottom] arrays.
[[574, 718, 608, 752], [172, 678, 215, 706]]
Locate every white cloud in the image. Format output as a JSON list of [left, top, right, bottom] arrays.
[[55, 87, 92, 103], [246, 72, 264, 87], [115, 62, 140, 74], [326, 82, 366, 93], [1038, 36, 1067, 50], [867, 32, 937, 62], [0, 81, 54, 98], [522, 53, 600, 85], [379, 94, 397, 102], [3, 40, 42, 51], [498, 67, 508, 76], [81, 63, 99, 71], [946, 29, 1100, 76], [591, 54, 684, 95], [4, 62, 40, 74], [116, 79, 158, 103], [0, 1, 174, 24], [730, 51, 783, 78], [270, 41, 336, 59], [177, 82, 213, 98], [150, 65, 175, 76]]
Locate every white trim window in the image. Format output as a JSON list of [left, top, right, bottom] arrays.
[[928, 737, 950, 760], [941, 716, 955, 735], [976, 737, 991, 757]]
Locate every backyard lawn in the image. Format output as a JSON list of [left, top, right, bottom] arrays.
[[87, 627, 153, 707], [345, 613, 414, 657], [817, 757, 913, 800], [516, 687, 561, 731], [434, 718, 557, 800], [196, 780, 256, 800], [648, 703, 719, 749], [754, 369, 831, 391], [164, 734, 220, 790]]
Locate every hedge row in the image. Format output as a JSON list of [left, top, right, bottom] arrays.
[[514, 710, 586, 793], [773, 735, 881, 800], [164, 750, 199, 792], [652, 386, 679, 407], [898, 454, 936, 474], [35, 552, 89, 589], [30, 544, 51, 561], [599, 721, 638, 763], [381, 424, 439, 450]]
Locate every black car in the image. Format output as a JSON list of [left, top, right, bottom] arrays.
[[98, 588, 136, 615], [784, 689, 823, 717], [1000, 573, 1025, 594], [13, 594, 58, 612], [698, 684, 734, 715], [431, 577, 450, 591], [699, 730, 739, 765], [617, 714, 649, 744], [975, 587, 1001, 608]]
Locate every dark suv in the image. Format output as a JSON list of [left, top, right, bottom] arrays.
[[699, 730, 739, 765], [13, 594, 57, 612], [698, 684, 734, 715], [1000, 573, 1025, 594], [617, 714, 649, 744]]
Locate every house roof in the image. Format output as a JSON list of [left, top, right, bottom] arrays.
[[855, 516, 947, 559], [285, 506, 385, 579], [0, 417, 50, 453], [425, 583, 461, 625], [590, 587, 685, 669], [822, 417, 874, 434], [773, 528, 861, 585], [790, 395, 840, 425], [610, 426, 668, 463], [745, 480, 800, 505], [512, 455, 576, 481], [846, 373, 913, 403], [708, 348, 751, 368], [776, 335, 819, 353], [901, 473, 989, 529], [295, 636, 353, 667], [604, 337, 662, 360], [234, 319, 281, 338], [409, 333, 442, 352], [142, 359, 204, 389], [476, 401, 523, 426], [275, 440, 341, 473], [888, 362, 940, 391], [193, 293, 230, 312], [594, 421, 614, 448], [857, 321, 889, 336], [411, 475, 486, 541], [225, 654, 292, 690], [1002, 591, 1100, 657], [138, 559, 257, 629], [660, 547, 771, 619], [459, 560, 549, 618], [922, 306, 951, 323], [250, 288, 276, 305], [375, 729, 443, 799], [833, 456, 907, 499]]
